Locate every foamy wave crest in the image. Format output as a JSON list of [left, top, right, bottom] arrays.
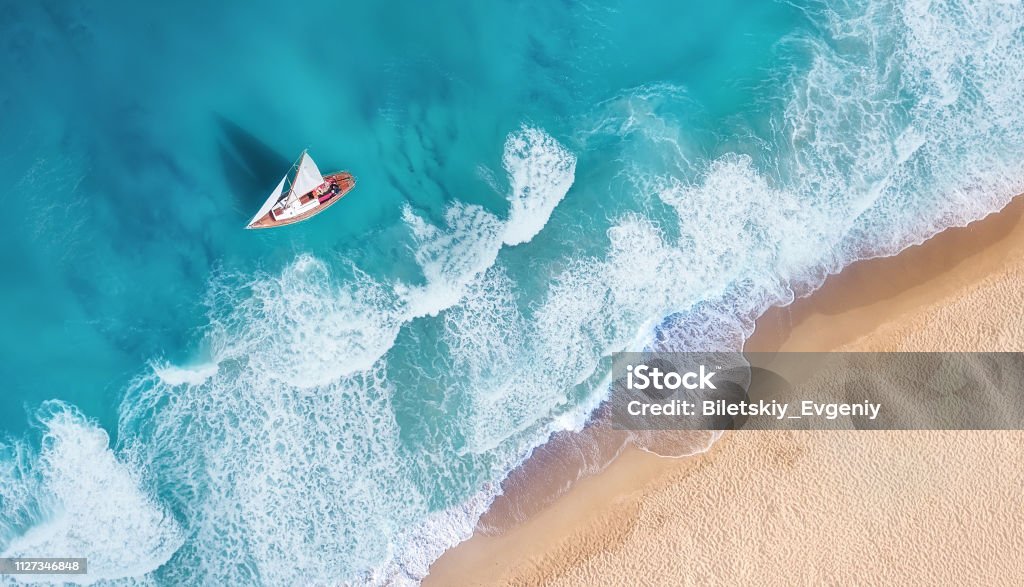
[[0, 402, 183, 586], [399, 202, 504, 318], [443, 213, 706, 454], [153, 361, 218, 387], [501, 126, 577, 246], [397, 126, 574, 318], [206, 255, 403, 388]]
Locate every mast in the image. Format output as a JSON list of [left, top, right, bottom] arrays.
[[282, 150, 326, 206]]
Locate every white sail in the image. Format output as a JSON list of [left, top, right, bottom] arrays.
[[247, 174, 288, 228], [289, 151, 325, 200]]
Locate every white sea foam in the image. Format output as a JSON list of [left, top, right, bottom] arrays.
[[378, 484, 499, 584], [120, 356, 426, 585], [398, 125, 576, 318], [501, 125, 577, 246], [0, 402, 183, 586], [399, 202, 504, 318], [207, 255, 404, 388], [153, 360, 219, 387]]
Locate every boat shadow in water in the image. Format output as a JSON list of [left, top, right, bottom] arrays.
[[214, 115, 292, 214]]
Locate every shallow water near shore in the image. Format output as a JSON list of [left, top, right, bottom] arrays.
[[2, 0, 1024, 584]]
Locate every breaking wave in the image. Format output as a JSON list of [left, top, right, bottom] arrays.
[[153, 361, 219, 387], [501, 126, 578, 246], [0, 402, 183, 586]]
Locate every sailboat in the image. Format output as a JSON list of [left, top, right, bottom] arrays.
[[245, 150, 356, 229]]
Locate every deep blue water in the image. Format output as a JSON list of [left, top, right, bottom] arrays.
[[1, 0, 1022, 584]]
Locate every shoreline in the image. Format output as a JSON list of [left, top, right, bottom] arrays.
[[426, 195, 1024, 585], [747, 194, 1024, 353]]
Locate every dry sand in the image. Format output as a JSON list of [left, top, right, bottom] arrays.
[[426, 197, 1024, 586]]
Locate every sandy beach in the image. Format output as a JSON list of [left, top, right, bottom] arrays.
[[426, 196, 1024, 585]]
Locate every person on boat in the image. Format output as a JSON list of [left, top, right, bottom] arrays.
[[319, 182, 340, 204]]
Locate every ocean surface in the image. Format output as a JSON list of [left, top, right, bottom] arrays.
[[1, 0, 1022, 583]]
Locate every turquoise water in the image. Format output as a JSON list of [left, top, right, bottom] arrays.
[[1, 0, 1023, 583]]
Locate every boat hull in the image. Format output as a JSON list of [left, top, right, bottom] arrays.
[[246, 171, 355, 229]]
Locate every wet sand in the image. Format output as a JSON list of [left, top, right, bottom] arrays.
[[426, 196, 1024, 586]]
